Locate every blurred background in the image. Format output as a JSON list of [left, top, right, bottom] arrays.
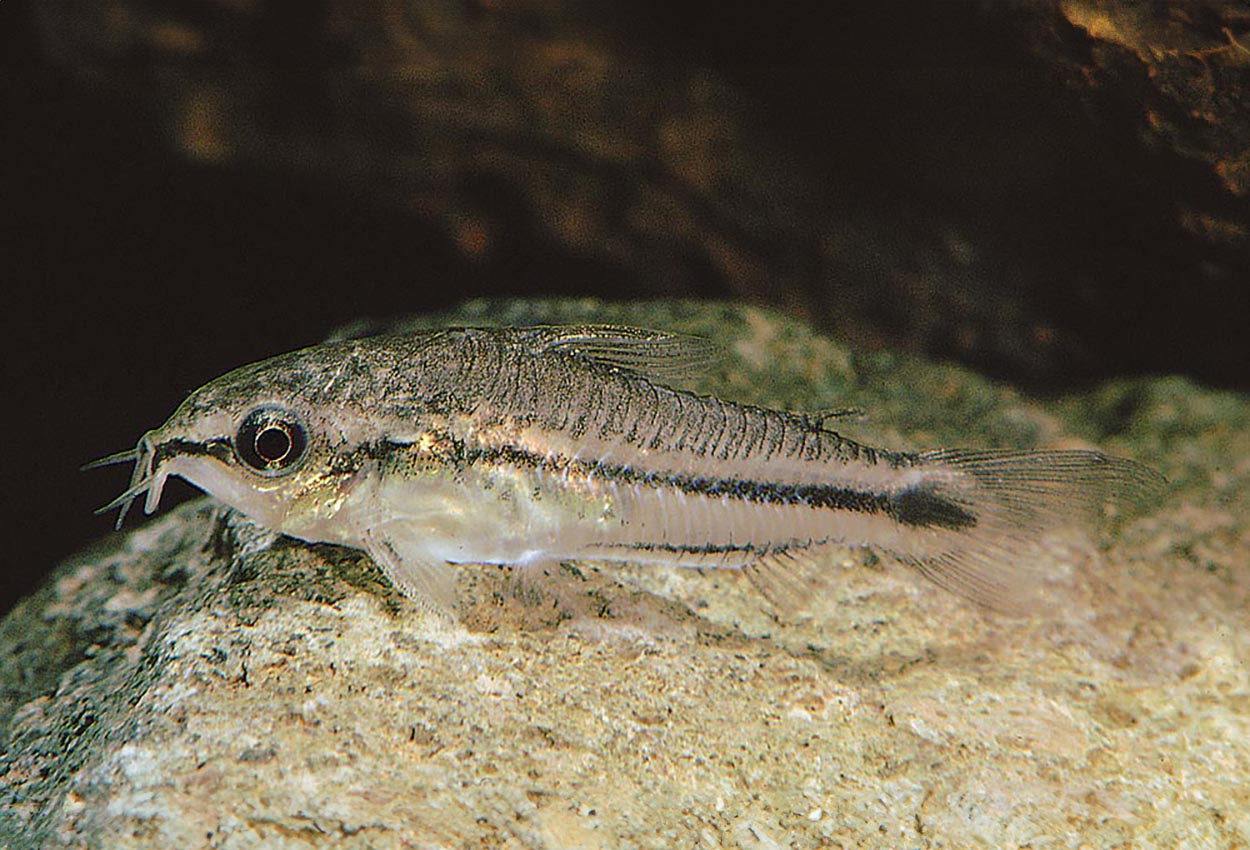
[[4, 0, 1249, 614]]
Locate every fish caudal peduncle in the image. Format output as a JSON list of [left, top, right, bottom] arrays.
[[87, 325, 1165, 617]]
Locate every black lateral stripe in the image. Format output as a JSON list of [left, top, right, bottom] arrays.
[[596, 536, 841, 557], [154, 438, 233, 465], [889, 485, 978, 531], [437, 442, 979, 532], [612, 541, 758, 556]]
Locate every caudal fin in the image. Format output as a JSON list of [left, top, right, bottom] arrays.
[[894, 449, 1166, 611]]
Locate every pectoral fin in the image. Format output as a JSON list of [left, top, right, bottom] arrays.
[[362, 525, 460, 616]]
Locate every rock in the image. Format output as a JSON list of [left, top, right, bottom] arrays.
[[30, 1, 1250, 384], [2, 302, 1246, 848]]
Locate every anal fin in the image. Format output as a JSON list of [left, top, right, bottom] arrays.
[[743, 544, 854, 616]]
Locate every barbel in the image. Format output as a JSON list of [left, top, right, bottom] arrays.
[[88, 325, 1164, 615]]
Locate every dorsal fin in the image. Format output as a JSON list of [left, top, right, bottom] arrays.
[[524, 324, 721, 382]]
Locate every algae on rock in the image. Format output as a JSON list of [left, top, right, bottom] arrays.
[[2, 301, 1246, 849]]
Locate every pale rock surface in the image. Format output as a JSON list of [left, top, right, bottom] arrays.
[[2, 302, 1246, 848]]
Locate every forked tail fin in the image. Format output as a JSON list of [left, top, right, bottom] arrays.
[[896, 449, 1166, 611]]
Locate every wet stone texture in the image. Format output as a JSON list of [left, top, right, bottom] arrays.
[[1, 302, 1247, 849]]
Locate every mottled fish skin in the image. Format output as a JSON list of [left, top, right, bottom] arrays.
[[91, 326, 1165, 615]]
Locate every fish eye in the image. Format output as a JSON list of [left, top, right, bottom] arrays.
[[235, 407, 307, 475]]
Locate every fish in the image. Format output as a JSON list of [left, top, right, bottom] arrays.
[[86, 324, 1164, 615]]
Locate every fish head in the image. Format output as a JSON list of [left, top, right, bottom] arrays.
[[94, 341, 398, 540]]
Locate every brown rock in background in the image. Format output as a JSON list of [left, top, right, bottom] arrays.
[[26, 0, 1250, 383], [8, 0, 1250, 613], [1045, 0, 1250, 207]]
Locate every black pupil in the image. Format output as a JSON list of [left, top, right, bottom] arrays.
[[236, 408, 306, 473], [255, 425, 292, 463]]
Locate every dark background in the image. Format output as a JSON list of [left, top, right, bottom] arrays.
[[4, 0, 1248, 615]]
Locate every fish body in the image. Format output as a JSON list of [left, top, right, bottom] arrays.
[[92, 325, 1163, 614]]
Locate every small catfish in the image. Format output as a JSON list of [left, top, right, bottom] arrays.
[[88, 325, 1163, 615]]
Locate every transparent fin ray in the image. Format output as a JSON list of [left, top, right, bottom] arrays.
[[881, 448, 1168, 613], [743, 547, 839, 615], [744, 449, 1164, 616], [524, 324, 721, 381], [919, 448, 1167, 524], [362, 526, 460, 616]]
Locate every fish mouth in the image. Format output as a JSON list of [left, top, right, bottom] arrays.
[[84, 435, 232, 529]]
